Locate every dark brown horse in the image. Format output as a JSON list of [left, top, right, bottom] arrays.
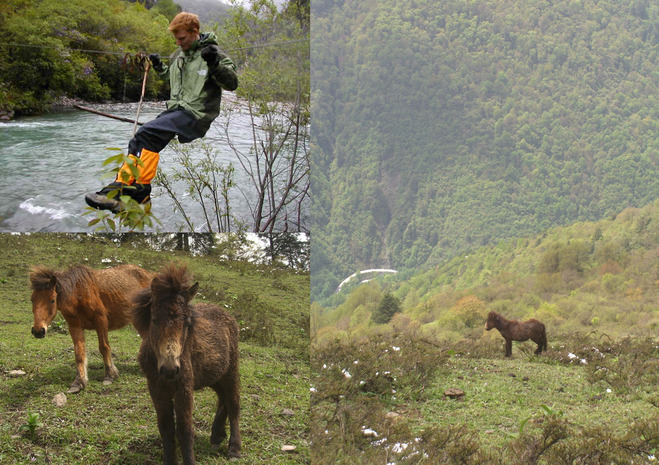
[[132, 264, 241, 463], [485, 311, 547, 357], [29, 264, 152, 393]]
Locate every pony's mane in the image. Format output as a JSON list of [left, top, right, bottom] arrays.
[[29, 266, 57, 290], [132, 287, 153, 335], [29, 265, 95, 294], [132, 264, 195, 335], [151, 263, 194, 297]]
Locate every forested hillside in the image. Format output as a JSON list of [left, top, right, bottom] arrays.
[[0, 0, 174, 115], [312, 200, 658, 342], [311, 0, 659, 302], [0, 0, 234, 117]]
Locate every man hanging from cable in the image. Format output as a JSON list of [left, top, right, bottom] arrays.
[[85, 11, 238, 213]]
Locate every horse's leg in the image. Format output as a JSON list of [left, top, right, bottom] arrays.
[[149, 379, 178, 465], [535, 342, 542, 355], [174, 384, 196, 465], [505, 338, 513, 357], [67, 325, 88, 393], [224, 374, 242, 458], [95, 321, 119, 384], [210, 386, 228, 448]]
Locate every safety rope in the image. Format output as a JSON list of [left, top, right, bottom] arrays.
[[0, 38, 308, 57], [131, 53, 151, 136]]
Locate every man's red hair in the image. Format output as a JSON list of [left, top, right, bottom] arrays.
[[168, 12, 200, 34]]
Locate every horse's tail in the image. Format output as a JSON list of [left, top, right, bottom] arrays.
[[542, 326, 548, 352]]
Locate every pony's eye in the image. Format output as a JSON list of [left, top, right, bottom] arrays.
[[51, 299, 55, 304]]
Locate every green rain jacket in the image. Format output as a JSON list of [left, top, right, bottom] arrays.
[[155, 32, 238, 135]]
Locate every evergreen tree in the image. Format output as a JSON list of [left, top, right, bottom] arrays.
[[372, 292, 401, 324]]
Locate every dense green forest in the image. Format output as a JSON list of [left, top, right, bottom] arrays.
[[0, 0, 181, 116], [311, 0, 659, 302], [312, 200, 658, 342]]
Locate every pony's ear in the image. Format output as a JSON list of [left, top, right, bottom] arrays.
[[132, 287, 153, 336], [187, 282, 199, 301]]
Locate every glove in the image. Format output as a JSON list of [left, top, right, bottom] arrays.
[[149, 53, 162, 68], [200, 45, 220, 66]]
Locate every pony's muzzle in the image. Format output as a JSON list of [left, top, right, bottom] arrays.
[[31, 327, 46, 338], [157, 341, 182, 379], [158, 362, 181, 379]]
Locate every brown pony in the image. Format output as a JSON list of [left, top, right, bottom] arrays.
[[485, 311, 547, 357], [29, 264, 152, 393], [132, 264, 241, 463]]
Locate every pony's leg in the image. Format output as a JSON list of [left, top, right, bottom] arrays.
[[210, 387, 228, 448], [534, 337, 543, 354], [67, 326, 88, 393], [224, 376, 242, 458], [174, 384, 196, 465], [149, 379, 178, 465], [95, 323, 119, 383], [505, 339, 513, 357]]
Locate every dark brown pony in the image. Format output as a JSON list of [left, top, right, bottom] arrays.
[[29, 264, 152, 393], [485, 311, 547, 357], [132, 264, 241, 463]]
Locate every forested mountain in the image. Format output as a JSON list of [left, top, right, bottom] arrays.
[[174, 0, 231, 24], [311, 0, 659, 302]]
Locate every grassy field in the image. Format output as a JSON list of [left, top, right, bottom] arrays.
[[0, 233, 310, 464], [311, 331, 659, 464]]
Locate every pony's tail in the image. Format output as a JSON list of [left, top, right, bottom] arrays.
[[542, 328, 548, 352]]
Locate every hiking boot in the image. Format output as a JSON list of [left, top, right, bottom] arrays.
[[85, 182, 151, 213]]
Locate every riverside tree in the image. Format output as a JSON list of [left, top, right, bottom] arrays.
[[215, 0, 310, 234]]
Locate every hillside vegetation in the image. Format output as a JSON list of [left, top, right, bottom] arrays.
[[313, 200, 658, 343], [311, 0, 659, 301], [0, 0, 176, 115]]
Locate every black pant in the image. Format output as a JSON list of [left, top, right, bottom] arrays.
[[128, 108, 203, 155]]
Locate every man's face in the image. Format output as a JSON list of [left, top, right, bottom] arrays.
[[173, 29, 199, 51]]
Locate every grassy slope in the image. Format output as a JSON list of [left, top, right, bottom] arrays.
[[0, 234, 309, 464], [311, 334, 658, 464]]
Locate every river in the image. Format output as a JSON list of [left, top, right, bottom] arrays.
[[0, 97, 261, 232]]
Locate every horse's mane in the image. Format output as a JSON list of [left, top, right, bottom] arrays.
[[132, 287, 153, 335], [29, 266, 57, 290], [132, 263, 195, 335], [151, 263, 194, 297], [29, 265, 95, 295]]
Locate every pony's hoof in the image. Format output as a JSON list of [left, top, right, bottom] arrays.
[[103, 378, 113, 385], [211, 443, 221, 450], [66, 385, 83, 394]]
